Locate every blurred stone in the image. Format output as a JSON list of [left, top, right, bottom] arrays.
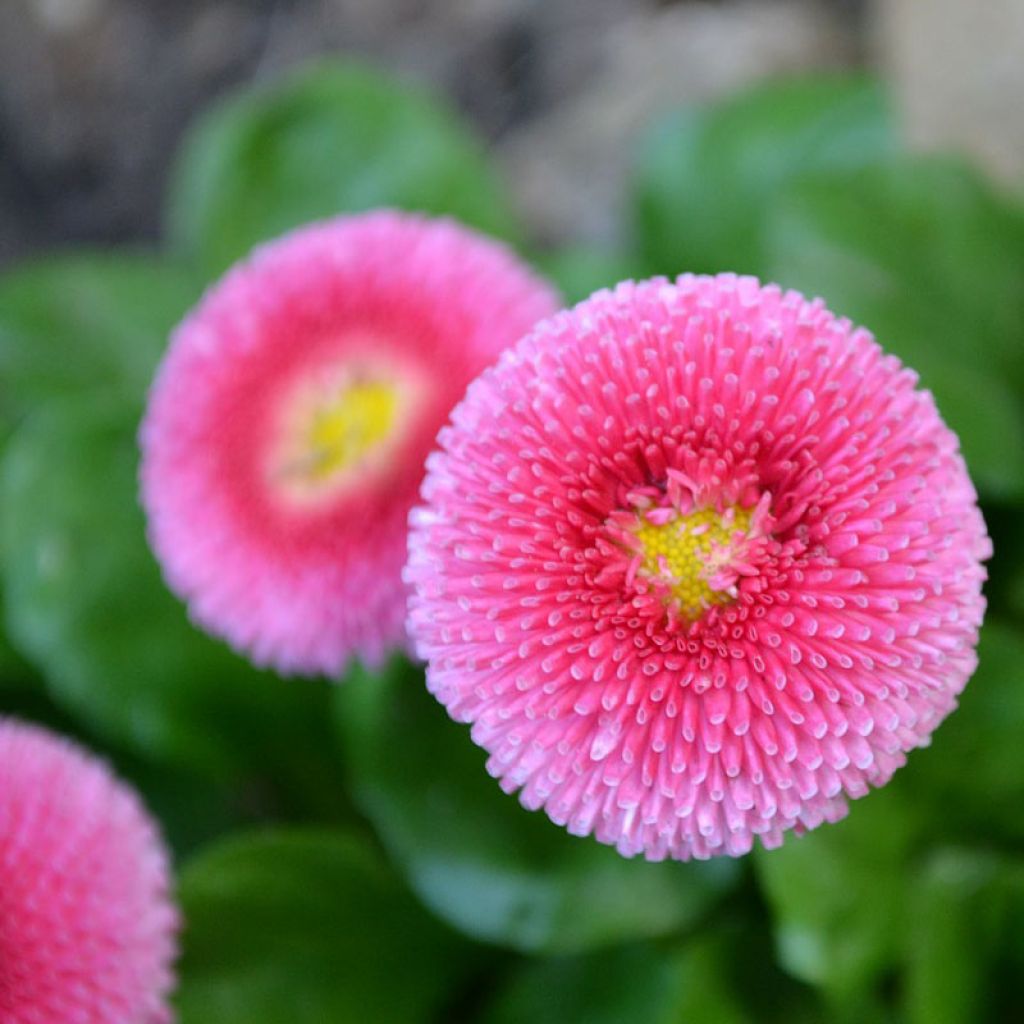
[[29, 0, 106, 35], [874, 0, 1024, 183], [0, 0, 860, 269], [497, 0, 856, 249], [0, 0, 270, 266]]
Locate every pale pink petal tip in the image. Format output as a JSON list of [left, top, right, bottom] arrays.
[[407, 273, 991, 861], [0, 718, 179, 1022], [140, 210, 558, 677]]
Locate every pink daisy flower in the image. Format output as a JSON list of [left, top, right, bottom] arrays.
[[141, 211, 557, 676], [0, 718, 178, 1022], [407, 274, 990, 860]]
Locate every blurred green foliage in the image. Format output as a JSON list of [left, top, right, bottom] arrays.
[[0, 401, 346, 805], [0, 254, 202, 444], [177, 828, 482, 1023], [482, 935, 750, 1024], [633, 77, 897, 279], [763, 159, 1024, 499], [336, 656, 739, 953], [167, 62, 522, 277], [1, 63, 1023, 1023]]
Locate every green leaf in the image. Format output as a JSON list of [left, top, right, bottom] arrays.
[[632, 76, 895, 277], [482, 934, 752, 1024], [0, 252, 199, 427], [901, 622, 1024, 843], [168, 60, 522, 277], [904, 848, 1017, 1024], [176, 828, 474, 1024], [763, 158, 1024, 500], [334, 655, 740, 954], [534, 246, 640, 306], [0, 401, 343, 808], [760, 629, 1024, 1014], [0, 254, 197, 687], [755, 783, 924, 1003]]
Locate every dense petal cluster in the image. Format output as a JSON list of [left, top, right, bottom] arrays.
[[0, 718, 178, 1022], [407, 274, 990, 860], [141, 210, 557, 676]]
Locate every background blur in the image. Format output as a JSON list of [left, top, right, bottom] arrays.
[[2, 2, 1024, 1023], [4, 0, 1024, 268]]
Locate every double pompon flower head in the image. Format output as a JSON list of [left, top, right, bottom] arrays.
[[407, 274, 991, 860], [0, 718, 178, 1023], [141, 207, 988, 860], [141, 211, 557, 676]]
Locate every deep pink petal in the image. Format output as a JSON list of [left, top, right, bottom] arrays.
[[0, 718, 178, 1022], [140, 211, 557, 676], [407, 274, 990, 860]]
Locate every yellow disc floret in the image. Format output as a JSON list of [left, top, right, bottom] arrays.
[[303, 379, 398, 482], [273, 367, 407, 501], [634, 504, 753, 619]]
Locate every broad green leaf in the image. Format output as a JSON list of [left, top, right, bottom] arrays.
[[0, 252, 198, 425], [904, 848, 1017, 1024], [168, 61, 521, 277], [901, 622, 1024, 843], [334, 655, 740, 954], [0, 401, 343, 809], [0, 254, 197, 684], [482, 934, 752, 1024], [763, 158, 1024, 500], [759, 628, 1024, 1012], [632, 76, 895, 277], [177, 829, 474, 1024], [755, 783, 924, 1002], [534, 246, 640, 306]]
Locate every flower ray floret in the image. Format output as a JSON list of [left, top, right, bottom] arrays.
[[406, 273, 990, 860]]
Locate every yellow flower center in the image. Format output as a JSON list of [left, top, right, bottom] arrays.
[[303, 379, 398, 482], [272, 367, 407, 502], [634, 504, 753, 618]]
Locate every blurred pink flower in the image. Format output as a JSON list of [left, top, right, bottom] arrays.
[[407, 274, 990, 860], [141, 211, 557, 676], [0, 718, 178, 1022]]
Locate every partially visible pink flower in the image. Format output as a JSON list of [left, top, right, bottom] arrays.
[[141, 211, 557, 676], [407, 274, 990, 860], [0, 718, 178, 1022]]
